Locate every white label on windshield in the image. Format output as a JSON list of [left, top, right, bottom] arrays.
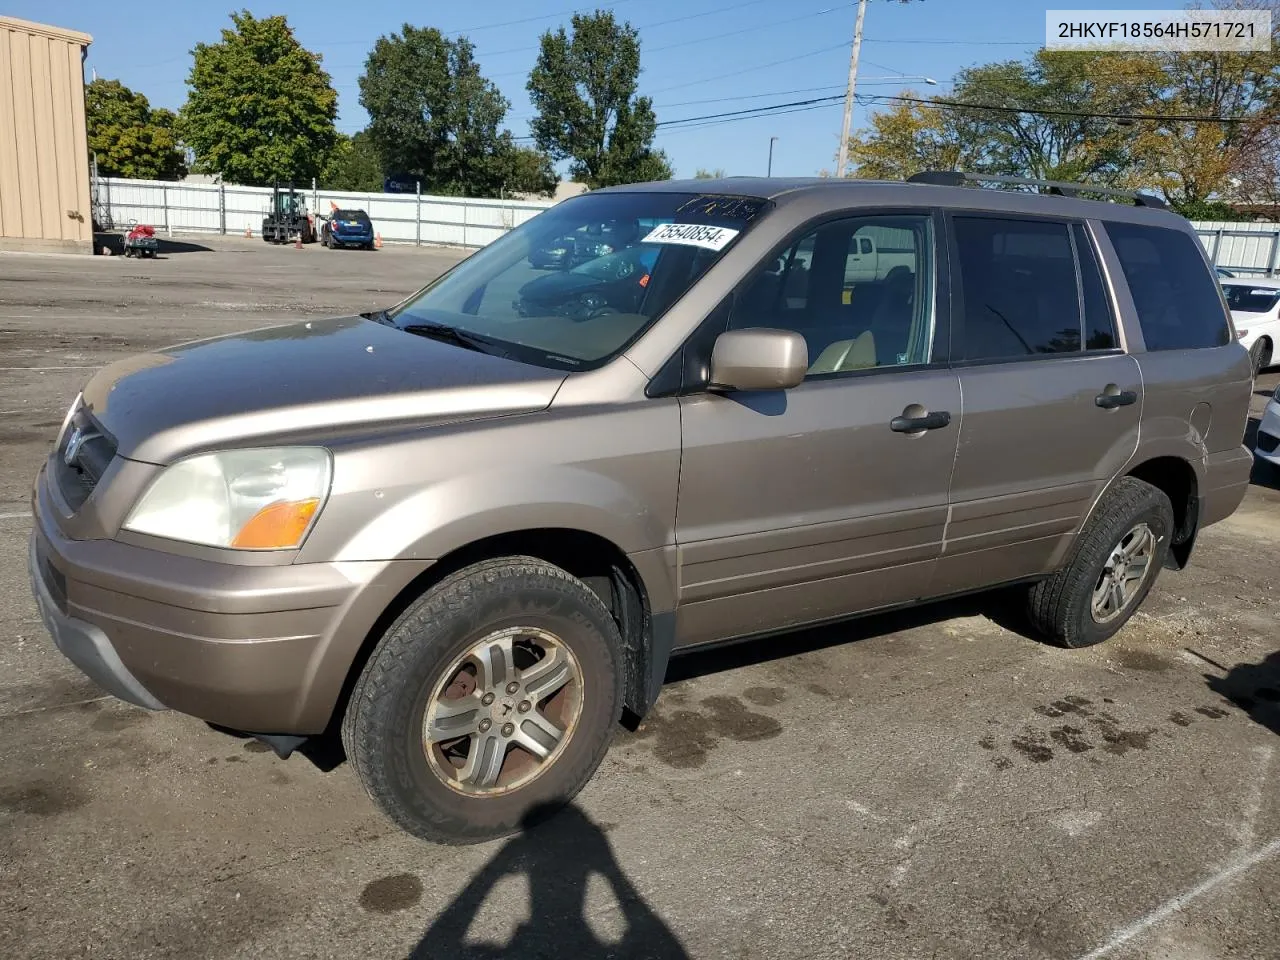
[[641, 222, 740, 251]]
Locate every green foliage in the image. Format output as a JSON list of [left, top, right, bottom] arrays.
[[179, 10, 338, 186], [694, 168, 726, 179], [848, 1, 1280, 210], [527, 11, 672, 188], [1170, 198, 1252, 221], [502, 146, 559, 197], [85, 79, 186, 180], [359, 25, 553, 197], [320, 131, 384, 192]]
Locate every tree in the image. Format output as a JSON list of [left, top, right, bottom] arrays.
[[1118, 1, 1280, 209], [180, 10, 338, 186], [320, 131, 384, 192], [847, 96, 983, 181], [85, 79, 187, 180], [845, 1, 1280, 209], [359, 25, 549, 197], [694, 168, 726, 179], [502, 146, 559, 197], [528, 11, 672, 188]]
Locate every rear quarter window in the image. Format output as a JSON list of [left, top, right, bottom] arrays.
[[1104, 222, 1231, 351]]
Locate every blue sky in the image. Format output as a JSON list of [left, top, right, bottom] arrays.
[[11, 0, 1180, 180]]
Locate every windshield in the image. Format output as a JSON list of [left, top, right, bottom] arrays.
[[1223, 283, 1280, 313], [336, 210, 369, 221], [387, 191, 772, 369]]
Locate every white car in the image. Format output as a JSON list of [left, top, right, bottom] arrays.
[[1257, 385, 1280, 471], [1222, 278, 1280, 374]]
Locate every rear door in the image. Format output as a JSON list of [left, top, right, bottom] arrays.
[[933, 214, 1142, 595], [673, 211, 962, 647]]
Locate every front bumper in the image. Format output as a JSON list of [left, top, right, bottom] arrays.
[[29, 463, 431, 733], [29, 532, 165, 711], [1255, 399, 1280, 466]]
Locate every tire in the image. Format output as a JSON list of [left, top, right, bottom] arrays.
[[342, 557, 623, 844], [1250, 338, 1273, 376], [1026, 476, 1174, 649]]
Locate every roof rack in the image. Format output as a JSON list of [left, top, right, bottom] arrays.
[[905, 171, 1167, 209]]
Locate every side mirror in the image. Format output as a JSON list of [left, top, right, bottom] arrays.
[[708, 328, 808, 392]]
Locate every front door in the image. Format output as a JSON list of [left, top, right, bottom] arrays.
[[934, 215, 1142, 595], [673, 212, 962, 647]]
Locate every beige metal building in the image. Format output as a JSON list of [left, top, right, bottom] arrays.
[[0, 16, 94, 254]]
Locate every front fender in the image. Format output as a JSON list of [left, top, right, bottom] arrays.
[[328, 465, 671, 563]]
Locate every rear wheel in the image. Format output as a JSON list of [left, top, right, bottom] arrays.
[[1026, 476, 1173, 648], [342, 557, 623, 844]]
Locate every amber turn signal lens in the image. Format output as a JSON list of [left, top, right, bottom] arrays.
[[230, 499, 320, 549]]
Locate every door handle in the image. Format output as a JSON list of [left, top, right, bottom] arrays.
[[1095, 388, 1138, 409], [890, 410, 952, 433]]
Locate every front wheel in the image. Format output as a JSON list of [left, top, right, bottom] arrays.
[[1026, 476, 1173, 648], [342, 557, 623, 844]]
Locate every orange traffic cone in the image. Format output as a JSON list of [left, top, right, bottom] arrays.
[[375, 232, 383, 249], [294, 234, 303, 250], [244, 224, 252, 238]]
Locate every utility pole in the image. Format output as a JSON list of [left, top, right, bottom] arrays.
[[835, 0, 869, 179], [767, 136, 778, 177]]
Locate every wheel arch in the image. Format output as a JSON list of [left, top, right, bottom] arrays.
[[1124, 455, 1201, 570], [326, 526, 673, 739]]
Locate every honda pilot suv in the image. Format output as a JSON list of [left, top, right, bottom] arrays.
[[29, 174, 1254, 844]]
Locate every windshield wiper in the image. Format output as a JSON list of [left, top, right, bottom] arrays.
[[399, 321, 505, 356], [360, 309, 395, 326]]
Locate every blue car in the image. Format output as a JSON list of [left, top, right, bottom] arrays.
[[322, 209, 375, 250]]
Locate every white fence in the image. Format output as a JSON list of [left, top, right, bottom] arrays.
[[91, 176, 1280, 269], [94, 177, 557, 249], [1192, 221, 1280, 276]]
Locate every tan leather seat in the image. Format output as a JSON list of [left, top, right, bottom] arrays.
[[807, 330, 877, 375]]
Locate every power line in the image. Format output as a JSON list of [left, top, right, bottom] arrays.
[[318, 0, 649, 46], [862, 37, 1036, 45], [660, 94, 846, 127], [645, 41, 851, 95], [860, 93, 1264, 124], [482, 0, 847, 78]]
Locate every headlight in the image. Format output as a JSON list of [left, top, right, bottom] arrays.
[[123, 447, 332, 550]]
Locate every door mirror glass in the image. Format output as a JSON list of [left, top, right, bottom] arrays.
[[708, 328, 808, 391]]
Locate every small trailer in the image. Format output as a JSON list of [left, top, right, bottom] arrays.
[[122, 222, 158, 258]]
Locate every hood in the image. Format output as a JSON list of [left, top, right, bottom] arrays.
[[82, 315, 568, 464]]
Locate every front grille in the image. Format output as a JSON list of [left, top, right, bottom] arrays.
[[1258, 430, 1280, 455], [54, 405, 117, 512]]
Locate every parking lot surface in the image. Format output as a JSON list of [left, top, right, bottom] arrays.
[[2, 235, 1279, 959]]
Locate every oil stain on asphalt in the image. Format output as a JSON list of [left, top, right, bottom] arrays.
[[984, 694, 1239, 767], [624, 693, 783, 769], [360, 873, 424, 914]]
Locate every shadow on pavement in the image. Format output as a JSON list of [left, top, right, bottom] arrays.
[[1207, 651, 1280, 736], [93, 232, 213, 257], [667, 588, 1031, 685], [411, 804, 689, 960]]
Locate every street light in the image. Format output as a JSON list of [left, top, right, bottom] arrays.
[[768, 136, 779, 177]]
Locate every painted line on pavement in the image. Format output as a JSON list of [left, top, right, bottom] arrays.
[[1076, 837, 1280, 960]]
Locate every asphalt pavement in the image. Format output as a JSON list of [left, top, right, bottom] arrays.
[[1, 234, 1278, 959]]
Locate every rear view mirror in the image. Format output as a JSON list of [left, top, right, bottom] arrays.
[[708, 329, 808, 392]]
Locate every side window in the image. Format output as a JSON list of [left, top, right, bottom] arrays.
[[728, 214, 936, 376], [1073, 223, 1119, 350], [953, 216, 1081, 360], [1103, 221, 1232, 351]]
